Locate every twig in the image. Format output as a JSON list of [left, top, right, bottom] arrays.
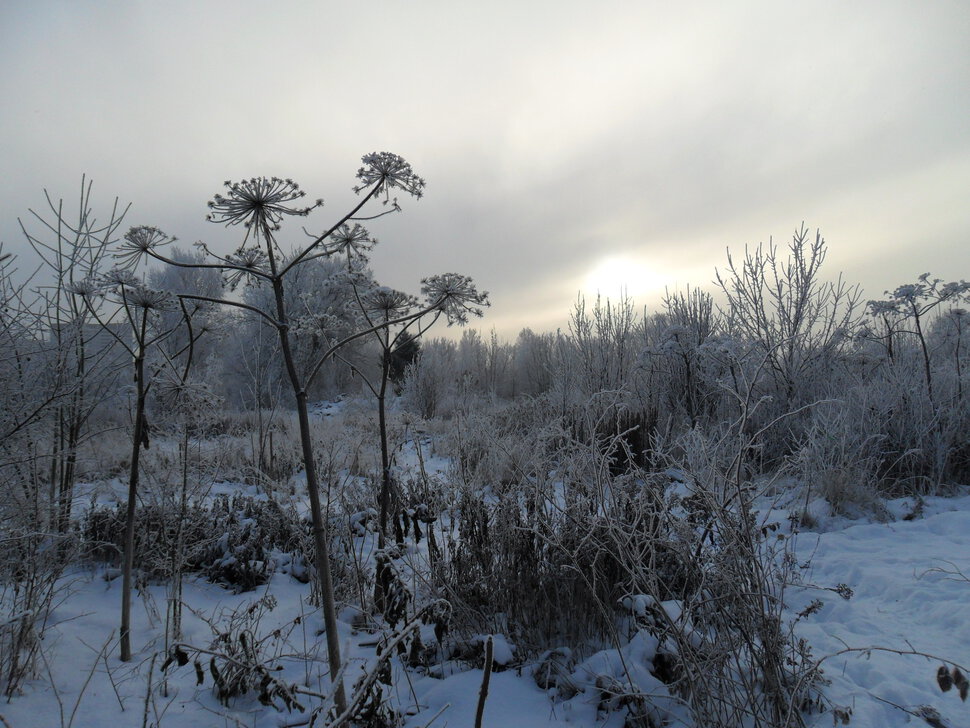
[[67, 632, 115, 728], [417, 703, 450, 727], [101, 645, 125, 711], [785, 645, 969, 727], [323, 607, 439, 727], [871, 694, 953, 728], [474, 636, 494, 728], [141, 653, 156, 728], [36, 644, 65, 728]]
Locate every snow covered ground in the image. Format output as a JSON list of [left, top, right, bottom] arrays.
[[783, 492, 970, 728], [3, 491, 968, 728]]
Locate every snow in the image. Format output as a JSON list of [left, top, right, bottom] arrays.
[[785, 492, 970, 728], [404, 670, 574, 728], [4, 489, 970, 727]]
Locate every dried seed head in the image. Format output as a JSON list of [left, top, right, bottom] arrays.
[[354, 152, 425, 202], [420, 273, 489, 325], [329, 223, 375, 258], [207, 177, 320, 235], [116, 226, 175, 268]]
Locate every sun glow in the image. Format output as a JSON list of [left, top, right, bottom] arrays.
[[582, 255, 666, 300]]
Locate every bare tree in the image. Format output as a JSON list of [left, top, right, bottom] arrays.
[[18, 177, 129, 532], [716, 225, 861, 410]]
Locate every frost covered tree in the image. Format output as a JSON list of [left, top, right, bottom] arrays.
[[715, 225, 861, 411], [17, 178, 129, 533], [124, 153, 487, 713]]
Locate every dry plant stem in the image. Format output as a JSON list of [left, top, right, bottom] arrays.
[[150, 225, 355, 713], [270, 266, 347, 714], [474, 636, 493, 728], [141, 653, 156, 728], [871, 696, 943, 727], [196, 701, 253, 728], [416, 703, 450, 728], [66, 634, 116, 728], [324, 608, 435, 727], [344, 274, 444, 556], [134, 160, 484, 717], [102, 647, 125, 711], [36, 646, 65, 728], [77, 285, 201, 662], [120, 315, 147, 662]]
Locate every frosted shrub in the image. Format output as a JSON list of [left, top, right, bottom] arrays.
[[641, 423, 824, 726], [0, 526, 75, 698], [427, 358, 826, 726], [639, 288, 724, 430], [715, 226, 862, 470], [0, 248, 79, 696], [163, 593, 309, 711], [794, 402, 886, 517], [80, 495, 309, 592]]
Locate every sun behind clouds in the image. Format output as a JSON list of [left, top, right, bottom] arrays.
[[582, 255, 667, 301]]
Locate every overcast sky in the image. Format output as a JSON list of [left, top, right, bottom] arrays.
[[2, 0, 968, 338]]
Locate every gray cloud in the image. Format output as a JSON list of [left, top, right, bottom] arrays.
[[3, 0, 968, 339]]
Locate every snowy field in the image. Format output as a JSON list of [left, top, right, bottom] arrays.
[[3, 490, 968, 728]]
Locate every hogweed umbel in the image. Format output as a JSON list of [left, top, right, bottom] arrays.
[[116, 226, 175, 268], [207, 177, 321, 235], [355, 152, 426, 204], [362, 287, 418, 319], [421, 273, 489, 325], [329, 223, 376, 259]]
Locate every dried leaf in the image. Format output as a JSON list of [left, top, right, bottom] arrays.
[[833, 706, 852, 725], [937, 665, 953, 692], [914, 704, 946, 728], [210, 658, 224, 693], [952, 667, 969, 701]]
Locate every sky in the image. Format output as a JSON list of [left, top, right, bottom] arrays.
[[2, 0, 968, 339]]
